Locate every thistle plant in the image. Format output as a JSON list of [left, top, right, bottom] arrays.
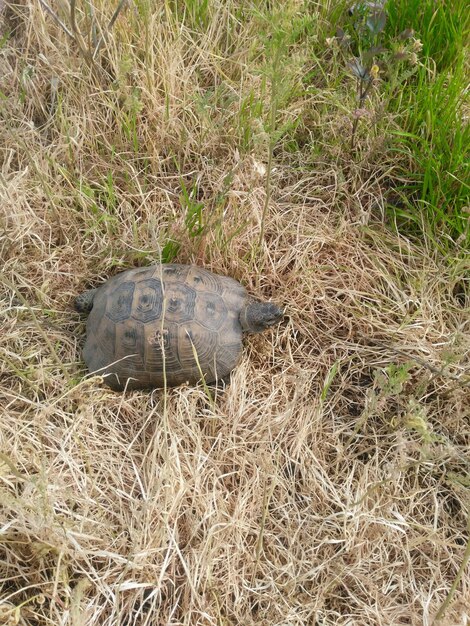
[[328, 1, 422, 150]]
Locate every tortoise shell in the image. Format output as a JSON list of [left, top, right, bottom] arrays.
[[82, 264, 248, 390]]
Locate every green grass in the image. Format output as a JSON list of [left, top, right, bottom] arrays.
[[384, 0, 469, 246], [387, 0, 468, 71], [315, 0, 469, 248]]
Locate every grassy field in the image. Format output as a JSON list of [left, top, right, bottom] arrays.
[[0, 1, 469, 624]]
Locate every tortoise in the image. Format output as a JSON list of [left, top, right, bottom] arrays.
[[75, 264, 284, 391]]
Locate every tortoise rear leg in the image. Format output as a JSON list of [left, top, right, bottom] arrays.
[[208, 373, 232, 392], [75, 288, 98, 314], [217, 374, 232, 387]]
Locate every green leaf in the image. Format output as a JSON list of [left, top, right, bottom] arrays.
[[366, 10, 387, 35], [347, 57, 369, 80]]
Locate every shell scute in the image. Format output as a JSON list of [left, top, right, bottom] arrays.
[[163, 283, 196, 323], [186, 266, 224, 293], [106, 281, 135, 322], [114, 321, 145, 371], [143, 321, 181, 375], [132, 278, 163, 323], [194, 291, 227, 331]]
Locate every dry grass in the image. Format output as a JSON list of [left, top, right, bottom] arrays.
[[1, 1, 469, 625]]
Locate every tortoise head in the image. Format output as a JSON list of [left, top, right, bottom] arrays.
[[240, 300, 284, 334]]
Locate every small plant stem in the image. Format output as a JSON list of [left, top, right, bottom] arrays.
[[360, 79, 374, 105], [258, 42, 282, 251], [69, 0, 94, 67], [258, 136, 274, 249], [351, 77, 362, 149], [38, 0, 74, 39], [252, 476, 276, 583], [351, 76, 374, 150], [432, 514, 470, 624], [187, 330, 214, 410], [93, 0, 128, 60], [84, 0, 96, 55]]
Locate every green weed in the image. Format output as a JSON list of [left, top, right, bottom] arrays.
[[180, 177, 206, 239], [161, 239, 181, 263], [328, 0, 469, 247]]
